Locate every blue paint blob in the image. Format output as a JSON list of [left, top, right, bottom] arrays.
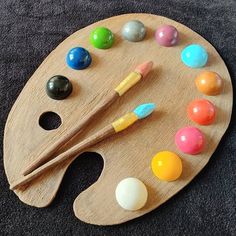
[[181, 44, 208, 68], [133, 103, 156, 119], [66, 47, 92, 70]]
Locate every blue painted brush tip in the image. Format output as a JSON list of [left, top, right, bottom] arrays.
[[133, 103, 156, 119]]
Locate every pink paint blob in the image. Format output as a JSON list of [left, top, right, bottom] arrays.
[[175, 127, 205, 155], [155, 25, 179, 47]]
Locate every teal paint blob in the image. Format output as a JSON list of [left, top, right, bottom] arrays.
[[181, 44, 208, 68], [133, 103, 156, 119]]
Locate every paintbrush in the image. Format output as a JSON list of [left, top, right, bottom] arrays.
[[22, 61, 153, 176], [11, 103, 156, 190]]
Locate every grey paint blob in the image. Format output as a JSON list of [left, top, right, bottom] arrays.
[[122, 20, 146, 42]]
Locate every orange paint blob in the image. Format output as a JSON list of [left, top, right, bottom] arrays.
[[187, 99, 216, 125], [195, 71, 223, 96]]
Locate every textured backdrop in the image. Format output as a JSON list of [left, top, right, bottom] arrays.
[[0, 0, 235, 235]]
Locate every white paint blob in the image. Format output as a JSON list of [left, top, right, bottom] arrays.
[[115, 177, 148, 211]]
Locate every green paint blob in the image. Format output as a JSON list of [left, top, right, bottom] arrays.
[[90, 27, 114, 49]]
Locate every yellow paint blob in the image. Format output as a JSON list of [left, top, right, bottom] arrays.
[[151, 151, 182, 181]]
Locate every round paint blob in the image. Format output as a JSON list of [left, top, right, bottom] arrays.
[[46, 75, 72, 100], [195, 71, 223, 95], [187, 99, 216, 125], [90, 27, 114, 49], [181, 44, 208, 68], [115, 177, 148, 211], [155, 25, 179, 47], [151, 151, 182, 181], [122, 20, 146, 42], [175, 127, 205, 154], [66, 47, 92, 70]]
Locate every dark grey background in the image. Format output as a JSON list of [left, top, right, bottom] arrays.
[[0, 0, 235, 235]]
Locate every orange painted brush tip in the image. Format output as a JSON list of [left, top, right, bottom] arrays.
[[135, 61, 153, 78]]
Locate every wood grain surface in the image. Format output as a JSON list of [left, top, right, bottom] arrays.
[[4, 13, 233, 225]]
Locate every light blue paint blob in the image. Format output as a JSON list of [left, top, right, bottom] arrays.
[[181, 44, 208, 68], [133, 103, 156, 119]]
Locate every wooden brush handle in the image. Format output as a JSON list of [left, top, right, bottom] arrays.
[[11, 125, 115, 190], [22, 92, 119, 176], [22, 62, 151, 176], [11, 103, 154, 189]]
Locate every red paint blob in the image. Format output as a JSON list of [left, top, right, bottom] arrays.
[[187, 99, 216, 125]]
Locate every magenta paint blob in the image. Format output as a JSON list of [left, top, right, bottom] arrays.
[[175, 127, 205, 155], [155, 25, 179, 47]]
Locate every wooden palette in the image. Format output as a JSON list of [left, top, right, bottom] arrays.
[[4, 13, 233, 225]]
